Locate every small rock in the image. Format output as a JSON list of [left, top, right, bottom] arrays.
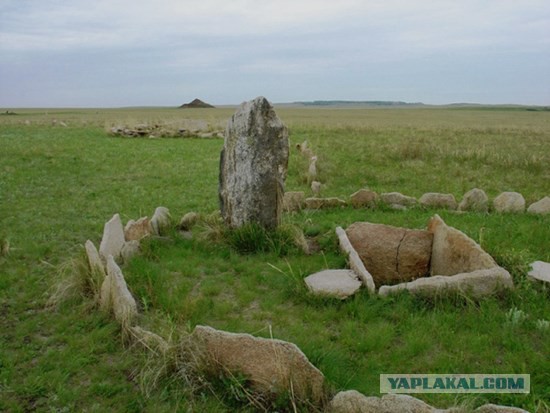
[[178, 212, 200, 231], [304, 269, 362, 299], [379, 267, 514, 298], [380, 192, 417, 207], [124, 217, 151, 241], [99, 214, 125, 262], [527, 196, 550, 215], [458, 188, 488, 212], [311, 180, 321, 197], [191, 325, 326, 407], [283, 191, 305, 212], [121, 240, 140, 263], [528, 261, 550, 284], [329, 392, 436, 413], [419, 192, 457, 210], [305, 197, 346, 209], [493, 192, 525, 213], [150, 207, 171, 235], [350, 189, 379, 208]]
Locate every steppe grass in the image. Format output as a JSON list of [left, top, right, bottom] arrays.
[[0, 107, 549, 411]]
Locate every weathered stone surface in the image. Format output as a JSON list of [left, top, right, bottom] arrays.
[[329, 392, 436, 413], [124, 217, 151, 241], [458, 188, 488, 212], [475, 403, 530, 413], [381, 192, 417, 207], [305, 197, 346, 209], [419, 193, 457, 210], [335, 227, 376, 293], [219, 96, 289, 229], [178, 212, 199, 231], [493, 192, 525, 213], [121, 240, 140, 263], [528, 261, 550, 284], [304, 269, 362, 299], [311, 180, 321, 197], [101, 256, 138, 327], [346, 222, 432, 285], [379, 267, 513, 298], [350, 189, 379, 208], [150, 207, 171, 235], [527, 196, 550, 215], [85, 240, 105, 277], [283, 191, 305, 212], [99, 214, 125, 261], [191, 325, 326, 406], [428, 214, 496, 276], [129, 326, 169, 354]]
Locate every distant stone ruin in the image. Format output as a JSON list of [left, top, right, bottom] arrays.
[[179, 98, 215, 109], [219, 96, 289, 229]]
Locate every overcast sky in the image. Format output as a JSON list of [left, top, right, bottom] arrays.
[[1, 0, 549, 107]]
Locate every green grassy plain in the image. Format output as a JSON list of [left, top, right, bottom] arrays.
[[0, 106, 549, 412]]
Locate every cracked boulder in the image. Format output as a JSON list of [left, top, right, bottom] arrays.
[[346, 222, 433, 285]]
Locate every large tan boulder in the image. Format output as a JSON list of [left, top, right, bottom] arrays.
[[191, 325, 326, 407], [378, 267, 513, 298], [346, 222, 432, 285], [428, 214, 496, 276]]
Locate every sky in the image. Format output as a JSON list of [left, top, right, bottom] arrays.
[[1, 0, 549, 107]]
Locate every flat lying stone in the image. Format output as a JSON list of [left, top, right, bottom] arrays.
[[329, 392, 435, 413], [305, 197, 347, 209], [335, 227, 376, 293], [419, 192, 457, 210], [378, 267, 513, 298], [475, 403, 530, 413], [191, 325, 326, 407], [380, 192, 417, 207], [305, 269, 362, 299], [528, 261, 550, 284]]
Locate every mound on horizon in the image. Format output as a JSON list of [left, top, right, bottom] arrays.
[[179, 98, 215, 109]]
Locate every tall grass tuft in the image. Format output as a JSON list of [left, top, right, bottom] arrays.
[[46, 254, 93, 309]]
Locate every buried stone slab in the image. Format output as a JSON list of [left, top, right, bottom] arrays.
[[191, 325, 326, 407], [304, 269, 362, 299], [378, 267, 513, 298], [305, 197, 347, 209], [346, 222, 433, 285], [219, 96, 289, 229]]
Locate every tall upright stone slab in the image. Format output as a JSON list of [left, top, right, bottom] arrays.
[[219, 97, 289, 229]]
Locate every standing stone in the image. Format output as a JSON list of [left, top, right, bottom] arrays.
[[493, 192, 525, 213], [458, 188, 489, 212], [219, 97, 289, 229], [124, 217, 152, 241], [150, 207, 171, 235], [527, 196, 550, 215], [99, 214, 125, 262]]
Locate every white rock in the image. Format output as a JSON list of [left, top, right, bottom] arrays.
[[528, 261, 550, 284], [527, 196, 550, 215], [99, 214, 125, 262], [493, 192, 525, 213], [304, 269, 362, 299]]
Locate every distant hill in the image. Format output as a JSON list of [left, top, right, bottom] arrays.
[[293, 100, 425, 107], [179, 98, 215, 109]]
